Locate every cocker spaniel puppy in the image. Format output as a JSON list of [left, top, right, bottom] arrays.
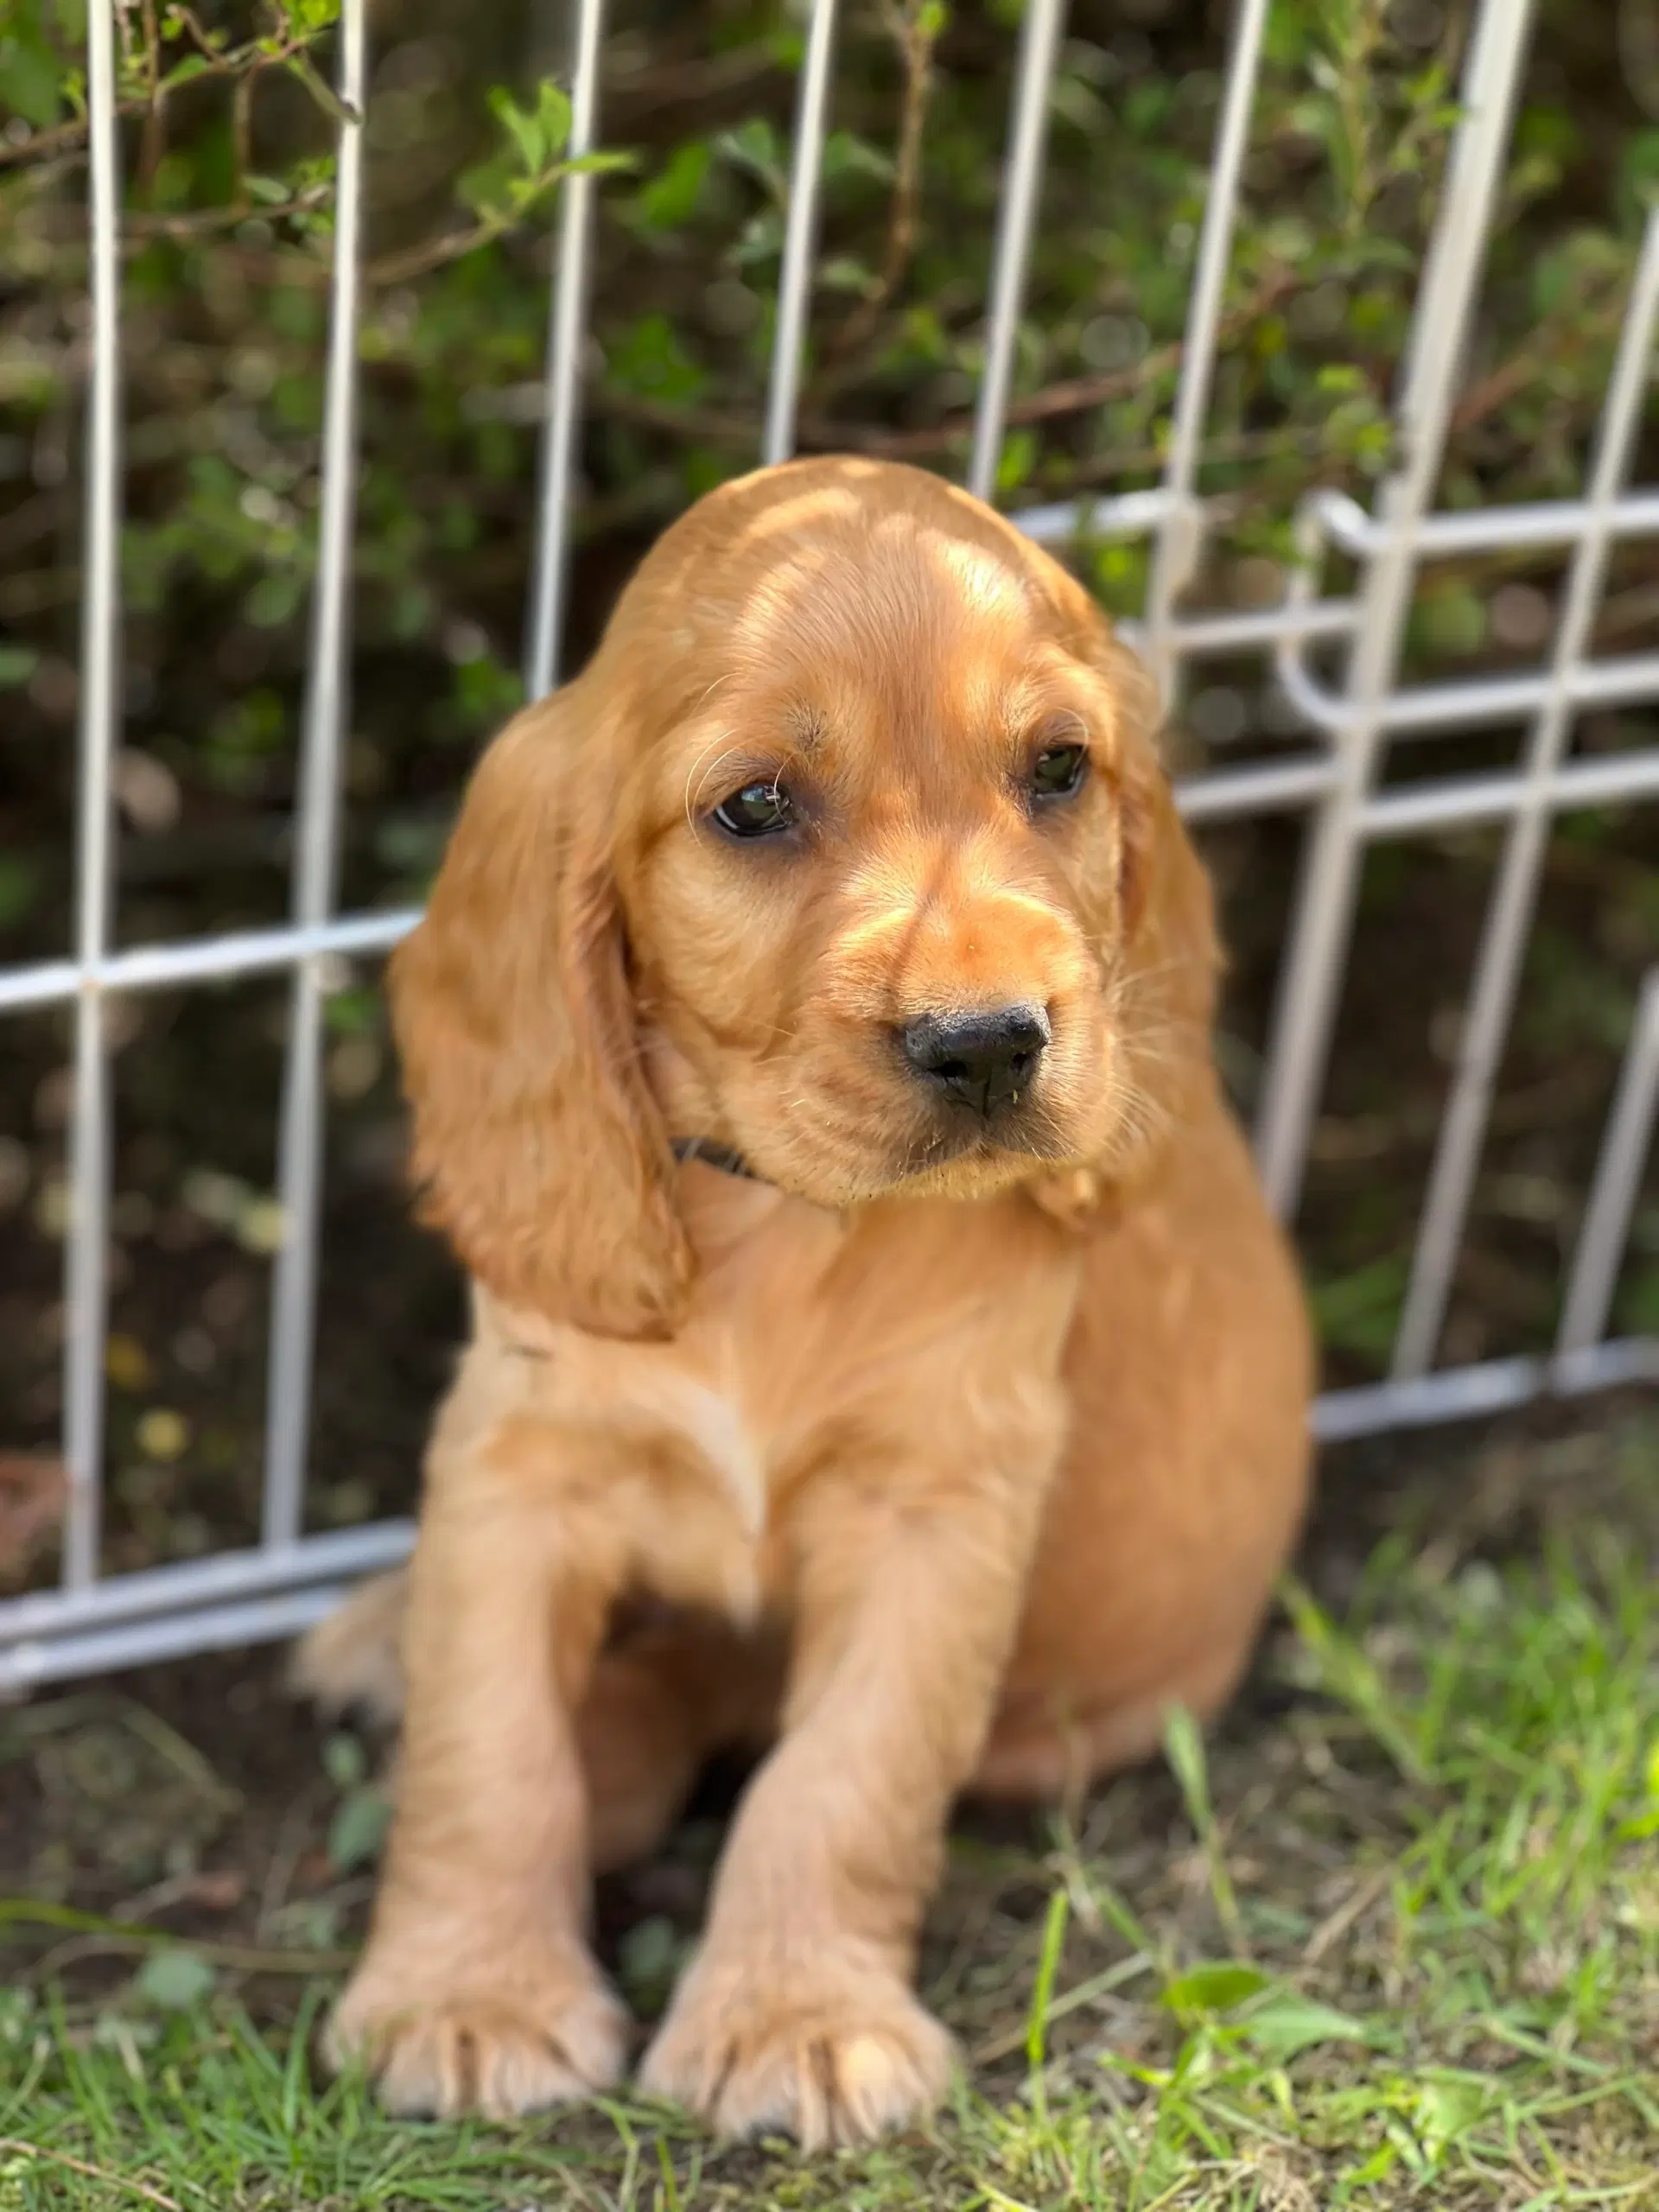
[[299, 455, 1312, 2145]]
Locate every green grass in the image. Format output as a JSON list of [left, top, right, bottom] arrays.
[[5, 1440, 1659, 2209]]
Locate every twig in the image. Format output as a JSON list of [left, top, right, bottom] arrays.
[[125, 182, 333, 245], [0, 1897, 350, 1973], [822, 0, 941, 372], [0, 14, 351, 171], [0, 2140, 181, 2212], [1451, 286, 1625, 434], [231, 54, 260, 185], [971, 1953, 1154, 2064], [1301, 1863, 1390, 1964], [590, 264, 1300, 460], [137, 0, 165, 192], [363, 158, 628, 286]]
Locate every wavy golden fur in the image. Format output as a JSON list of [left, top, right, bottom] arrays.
[[298, 457, 1313, 2146]]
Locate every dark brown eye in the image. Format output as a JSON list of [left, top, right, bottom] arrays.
[[713, 779, 796, 838], [1029, 743, 1089, 803]]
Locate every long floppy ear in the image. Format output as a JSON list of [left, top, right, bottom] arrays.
[[1031, 569, 1221, 1224], [388, 689, 692, 1339]]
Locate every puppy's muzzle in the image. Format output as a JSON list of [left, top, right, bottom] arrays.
[[899, 1003, 1050, 1122]]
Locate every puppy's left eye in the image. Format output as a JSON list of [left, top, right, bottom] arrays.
[[1028, 742, 1089, 803], [713, 779, 797, 838]]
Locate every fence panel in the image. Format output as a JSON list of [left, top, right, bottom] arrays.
[[2, 0, 1654, 1689]]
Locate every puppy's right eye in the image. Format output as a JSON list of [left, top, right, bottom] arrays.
[[713, 779, 797, 839]]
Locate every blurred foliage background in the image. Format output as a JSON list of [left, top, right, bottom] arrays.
[[0, 0, 1656, 1579]]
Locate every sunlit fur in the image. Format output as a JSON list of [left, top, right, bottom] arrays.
[[301, 458, 1313, 2148]]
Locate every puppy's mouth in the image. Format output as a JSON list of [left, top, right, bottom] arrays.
[[899, 1109, 1066, 1179]]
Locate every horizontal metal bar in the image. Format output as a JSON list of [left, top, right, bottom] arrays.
[[1285, 648, 1659, 741], [3, 741, 1650, 1032], [1359, 746, 1659, 838], [1166, 601, 1357, 655], [1020, 485, 1659, 567], [0, 910, 419, 1014], [0, 1519, 416, 1643], [10, 1325, 1657, 1683], [1311, 1335, 1659, 1443], [1313, 484, 1659, 560], [1, 747, 1652, 1028], [1175, 755, 1338, 820], [0, 1585, 355, 1694], [1013, 489, 1175, 543]]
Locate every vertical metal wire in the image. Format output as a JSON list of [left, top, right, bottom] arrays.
[[763, 0, 840, 466], [524, 0, 607, 698], [260, 0, 367, 1552], [1140, 0, 1269, 706], [1556, 969, 1659, 1358], [1253, 0, 1537, 1217], [968, 0, 1068, 502], [61, 0, 124, 1590], [1390, 206, 1659, 1378]]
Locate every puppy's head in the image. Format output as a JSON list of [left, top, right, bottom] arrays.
[[391, 457, 1217, 1338]]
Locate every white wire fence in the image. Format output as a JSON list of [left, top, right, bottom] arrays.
[[2, 0, 1656, 1690]]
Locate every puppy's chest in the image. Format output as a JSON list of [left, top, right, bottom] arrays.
[[614, 1318, 868, 1614], [495, 1192, 1078, 1623]]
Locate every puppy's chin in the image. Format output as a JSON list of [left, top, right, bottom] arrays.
[[746, 1115, 1080, 1211]]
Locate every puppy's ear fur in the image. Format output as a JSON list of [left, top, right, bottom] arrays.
[[1032, 570, 1219, 1222], [389, 688, 692, 1338]]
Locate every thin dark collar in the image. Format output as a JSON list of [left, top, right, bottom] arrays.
[[671, 1135, 763, 1183]]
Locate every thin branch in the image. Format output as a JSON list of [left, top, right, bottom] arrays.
[[0, 16, 351, 170], [137, 0, 166, 192], [821, 0, 942, 372], [0, 2141, 181, 2212]]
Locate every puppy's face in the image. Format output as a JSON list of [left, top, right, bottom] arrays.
[[620, 480, 1176, 1207], [391, 459, 1215, 1336]]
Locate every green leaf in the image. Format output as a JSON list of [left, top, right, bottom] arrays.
[[321, 1731, 365, 1789], [995, 429, 1038, 496], [0, 856, 41, 930], [533, 78, 573, 162], [821, 130, 893, 187], [488, 85, 545, 175], [134, 1948, 217, 2011], [1309, 1255, 1406, 1363], [618, 1916, 683, 2009], [327, 1788, 391, 1874], [1236, 1990, 1371, 2058], [636, 142, 710, 231], [717, 118, 785, 196], [1025, 1887, 1070, 2073], [0, 645, 40, 689], [1160, 1961, 1270, 2016], [0, 36, 63, 128], [1415, 584, 1486, 658]]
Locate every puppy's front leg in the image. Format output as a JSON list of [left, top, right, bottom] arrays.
[[640, 1405, 1063, 2147], [327, 1391, 631, 2119]]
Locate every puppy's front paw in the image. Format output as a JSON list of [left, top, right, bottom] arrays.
[[327, 1939, 628, 2119], [639, 1949, 953, 2148]]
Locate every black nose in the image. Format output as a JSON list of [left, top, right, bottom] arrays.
[[900, 1004, 1051, 1120]]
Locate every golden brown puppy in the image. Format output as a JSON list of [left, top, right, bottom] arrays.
[[301, 455, 1312, 2145]]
